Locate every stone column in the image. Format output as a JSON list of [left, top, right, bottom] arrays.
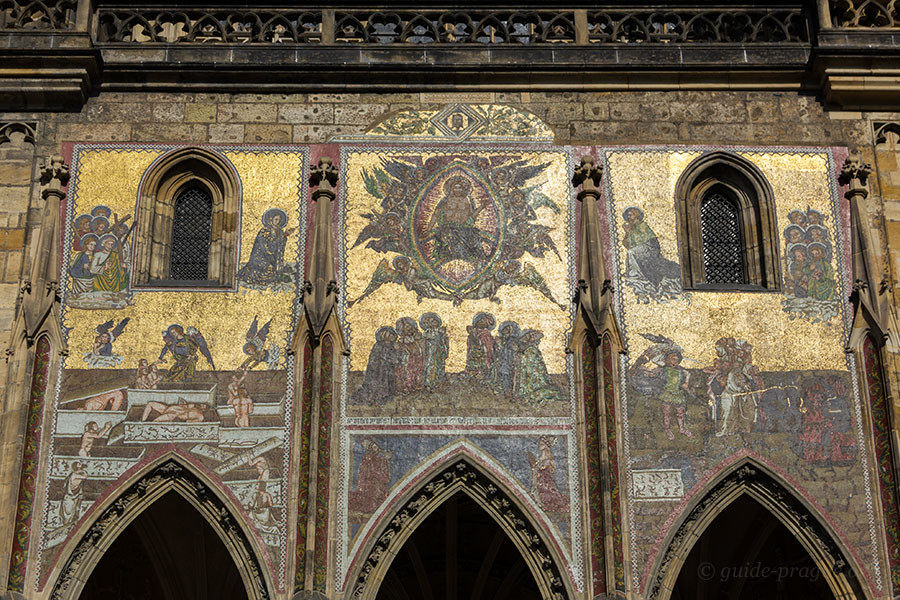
[[840, 155, 900, 517], [293, 157, 343, 600], [0, 150, 67, 593], [571, 155, 626, 598]]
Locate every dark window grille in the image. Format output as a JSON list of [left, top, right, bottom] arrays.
[[169, 187, 212, 281], [700, 191, 745, 284]]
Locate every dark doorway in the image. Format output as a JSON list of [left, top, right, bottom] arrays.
[[80, 491, 247, 600], [672, 494, 834, 600], [376, 491, 542, 600]]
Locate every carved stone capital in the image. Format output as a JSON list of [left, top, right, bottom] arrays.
[[838, 155, 872, 198], [310, 156, 338, 194], [572, 155, 603, 198]]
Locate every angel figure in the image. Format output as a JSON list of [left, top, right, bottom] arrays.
[[349, 255, 457, 307], [352, 211, 405, 254], [83, 318, 130, 367], [158, 324, 214, 382], [348, 256, 408, 307], [475, 260, 565, 310], [241, 315, 280, 370]]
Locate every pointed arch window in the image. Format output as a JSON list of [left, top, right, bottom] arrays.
[[700, 188, 745, 284], [133, 148, 240, 288], [676, 152, 780, 291], [169, 186, 213, 282]]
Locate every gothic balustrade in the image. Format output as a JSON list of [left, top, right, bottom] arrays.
[[586, 9, 809, 43], [0, 0, 77, 30], [95, 9, 322, 43], [91, 6, 813, 46], [3, 2, 898, 38], [831, 0, 899, 27]]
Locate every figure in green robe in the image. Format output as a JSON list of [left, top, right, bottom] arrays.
[[804, 243, 835, 301], [515, 329, 563, 404], [90, 235, 128, 292]]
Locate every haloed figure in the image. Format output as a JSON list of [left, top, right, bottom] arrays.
[[238, 208, 295, 287]]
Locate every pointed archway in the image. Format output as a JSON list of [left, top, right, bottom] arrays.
[[647, 460, 866, 600], [49, 458, 271, 600], [348, 458, 571, 600], [672, 494, 834, 599], [79, 491, 246, 599], [377, 491, 542, 600]]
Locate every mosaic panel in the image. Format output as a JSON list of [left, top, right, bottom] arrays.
[[333, 104, 554, 144], [337, 144, 582, 591], [38, 145, 308, 594], [603, 148, 881, 595]]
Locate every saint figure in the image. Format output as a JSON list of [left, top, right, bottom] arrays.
[[238, 208, 295, 287]]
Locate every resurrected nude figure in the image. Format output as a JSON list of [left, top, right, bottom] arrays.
[[140, 398, 206, 422], [228, 368, 254, 427], [79, 421, 112, 457], [82, 389, 124, 411]]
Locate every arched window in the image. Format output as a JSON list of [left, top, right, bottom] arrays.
[[169, 186, 213, 281], [675, 152, 780, 290], [700, 188, 745, 284], [133, 147, 240, 288]]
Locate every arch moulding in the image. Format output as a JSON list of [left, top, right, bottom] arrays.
[[132, 146, 242, 287], [646, 458, 868, 600], [346, 454, 572, 600], [674, 150, 781, 290], [47, 455, 272, 600]]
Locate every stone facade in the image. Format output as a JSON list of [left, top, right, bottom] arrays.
[[2, 1, 900, 599]]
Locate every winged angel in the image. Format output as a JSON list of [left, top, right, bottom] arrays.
[[83, 318, 130, 367], [240, 315, 280, 370], [158, 324, 215, 383], [348, 155, 566, 309]]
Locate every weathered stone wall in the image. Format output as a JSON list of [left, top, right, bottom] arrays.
[[6, 91, 877, 147]]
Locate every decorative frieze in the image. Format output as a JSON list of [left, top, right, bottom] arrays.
[[93, 6, 810, 46]]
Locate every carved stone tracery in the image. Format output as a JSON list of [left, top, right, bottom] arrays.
[[832, 0, 899, 27], [50, 458, 271, 600], [350, 459, 569, 600], [93, 6, 809, 46], [0, 1, 77, 30], [647, 461, 864, 600]]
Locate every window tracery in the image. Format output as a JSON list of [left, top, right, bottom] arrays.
[[700, 189, 745, 285], [169, 186, 213, 282]]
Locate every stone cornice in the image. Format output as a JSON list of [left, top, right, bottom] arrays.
[[0, 1, 898, 108]]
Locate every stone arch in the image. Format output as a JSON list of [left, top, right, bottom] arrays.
[[874, 121, 900, 148], [0, 121, 37, 147], [346, 453, 572, 600], [646, 458, 867, 600], [674, 151, 781, 290], [132, 146, 241, 287], [48, 455, 272, 600]]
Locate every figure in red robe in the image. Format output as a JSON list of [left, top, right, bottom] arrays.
[[349, 439, 392, 514], [529, 436, 569, 513]]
